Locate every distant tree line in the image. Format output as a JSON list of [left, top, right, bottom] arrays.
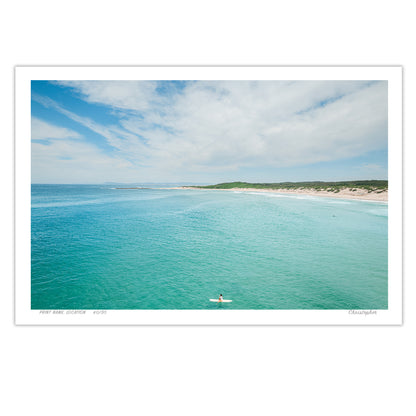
[[193, 180, 388, 193]]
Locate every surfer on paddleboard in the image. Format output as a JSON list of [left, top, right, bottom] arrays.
[[219, 294, 223, 302]]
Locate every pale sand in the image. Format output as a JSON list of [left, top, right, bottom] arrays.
[[173, 187, 388, 202]]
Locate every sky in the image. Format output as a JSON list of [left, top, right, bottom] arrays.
[[31, 80, 388, 184]]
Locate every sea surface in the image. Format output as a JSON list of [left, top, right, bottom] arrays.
[[31, 184, 388, 310]]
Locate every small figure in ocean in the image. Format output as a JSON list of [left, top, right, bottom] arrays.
[[219, 294, 223, 302]]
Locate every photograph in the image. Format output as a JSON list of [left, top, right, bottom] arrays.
[[15, 66, 402, 324]]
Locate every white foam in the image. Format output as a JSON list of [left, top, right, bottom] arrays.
[[326, 200, 351, 204]]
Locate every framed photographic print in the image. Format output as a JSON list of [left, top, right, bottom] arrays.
[[15, 66, 402, 324]]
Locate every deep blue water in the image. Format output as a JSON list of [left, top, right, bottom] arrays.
[[31, 185, 388, 309]]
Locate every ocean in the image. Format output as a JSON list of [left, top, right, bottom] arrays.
[[31, 184, 388, 310]]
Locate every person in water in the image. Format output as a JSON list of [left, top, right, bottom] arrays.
[[219, 294, 223, 302]]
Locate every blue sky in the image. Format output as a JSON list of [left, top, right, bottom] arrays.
[[31, 80, 388, 184]]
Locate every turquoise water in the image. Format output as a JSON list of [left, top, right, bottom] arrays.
[[31, 185, 388, 310]]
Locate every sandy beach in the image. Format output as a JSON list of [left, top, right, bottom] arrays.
[[174, 186, 388, 202]]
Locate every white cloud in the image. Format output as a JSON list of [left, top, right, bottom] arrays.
[[32, 93, 151, 162], [33, 80, 388, 182], [31, 117, 81, 140], [55, 81, 159, 112], [31, 140, 137, 183], [117, 80, 387, 172]]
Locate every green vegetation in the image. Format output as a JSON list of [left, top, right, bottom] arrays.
[[192, 180, 388, 193]]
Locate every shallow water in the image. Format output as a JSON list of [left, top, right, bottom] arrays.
[[31, 185, 388, 309]]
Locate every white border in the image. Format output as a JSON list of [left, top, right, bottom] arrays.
[[15, 66, 402, 325]]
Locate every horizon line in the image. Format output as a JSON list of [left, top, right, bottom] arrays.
[[31, 178, 388, 186]]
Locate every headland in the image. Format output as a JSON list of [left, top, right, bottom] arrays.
[[174, 181, 388, 202]]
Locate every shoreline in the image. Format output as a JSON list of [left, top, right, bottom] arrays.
[[173, 186, 388, 202]]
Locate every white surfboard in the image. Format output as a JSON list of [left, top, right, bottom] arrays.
[[209, 299, 232, 303]]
